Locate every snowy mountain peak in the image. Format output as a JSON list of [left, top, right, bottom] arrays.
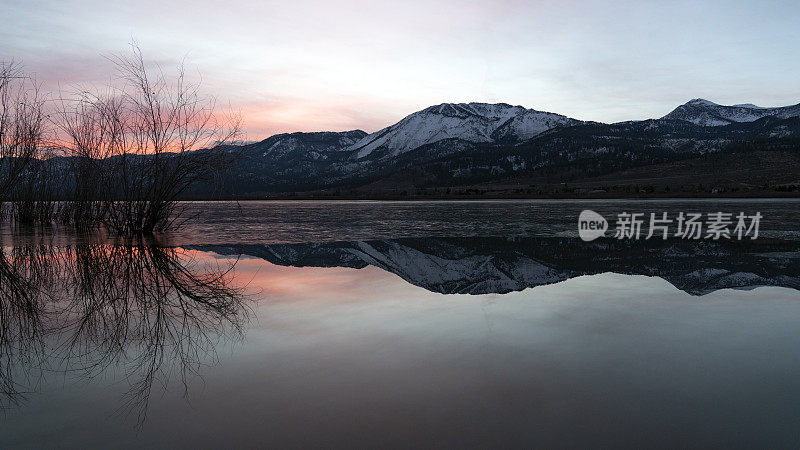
[[244, 130, 367, 161], [349, 102, 581, 159], [687, 98, 719, 106], [662, 99, 800, 126], [420, 102, 526, 119]]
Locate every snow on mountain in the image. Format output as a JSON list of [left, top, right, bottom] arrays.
[[248, 130, 366, 160], [213, 139, 259, 146], [348, 102, 581, 159], [239, 99, 798, 165], [662, 98, 800, 126]]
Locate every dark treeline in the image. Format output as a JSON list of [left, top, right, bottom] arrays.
[[0, 46, 240, 234]]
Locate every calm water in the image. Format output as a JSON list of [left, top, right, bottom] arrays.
[[2, 200, 800, 448]]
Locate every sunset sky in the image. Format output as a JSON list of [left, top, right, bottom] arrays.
[[3, 0, 800, 139]]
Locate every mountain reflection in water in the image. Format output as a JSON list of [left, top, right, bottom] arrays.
[[4, 232, 800, 441], [193, 237, 800, 296], [0, 236, 248, 426]]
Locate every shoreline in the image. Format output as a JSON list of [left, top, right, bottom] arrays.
[[179, 192, 800, 201]]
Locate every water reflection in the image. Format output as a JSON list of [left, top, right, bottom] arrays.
[[0, 236, 248, 426], [0, 244, 48, 408], [5, 231, 800, 442], [195, 237, 800, 295]]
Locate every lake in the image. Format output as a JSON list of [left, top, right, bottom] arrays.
[[2, 199, 800, 448]]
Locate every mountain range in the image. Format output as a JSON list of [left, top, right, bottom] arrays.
[[193, 99, 800, 197]]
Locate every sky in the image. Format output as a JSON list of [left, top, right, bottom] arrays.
[[3, 0, 800, 140]]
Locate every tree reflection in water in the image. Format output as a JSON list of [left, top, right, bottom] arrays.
[[0, 235, 248, 427], [0, 243, 49, 408]]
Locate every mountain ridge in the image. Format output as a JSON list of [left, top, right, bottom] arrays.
[[661, 98, 800, 126], [187, 99, 800, 196]]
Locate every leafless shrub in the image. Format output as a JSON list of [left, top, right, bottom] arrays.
[[0, 61, 46, 218], [52, 89, 119, 228], [55, 44, 241, 234]]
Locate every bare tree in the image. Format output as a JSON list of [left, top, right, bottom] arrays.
[[0, 62, 46, 218], [54, 90, 126, 228], [55, 44, 241, 234]]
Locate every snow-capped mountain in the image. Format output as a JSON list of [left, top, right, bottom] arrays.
[[249, 130, 366, 160], [348, 102, 581, 159], [661, 99, 800, 126], [177, 98, 800, 196]]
